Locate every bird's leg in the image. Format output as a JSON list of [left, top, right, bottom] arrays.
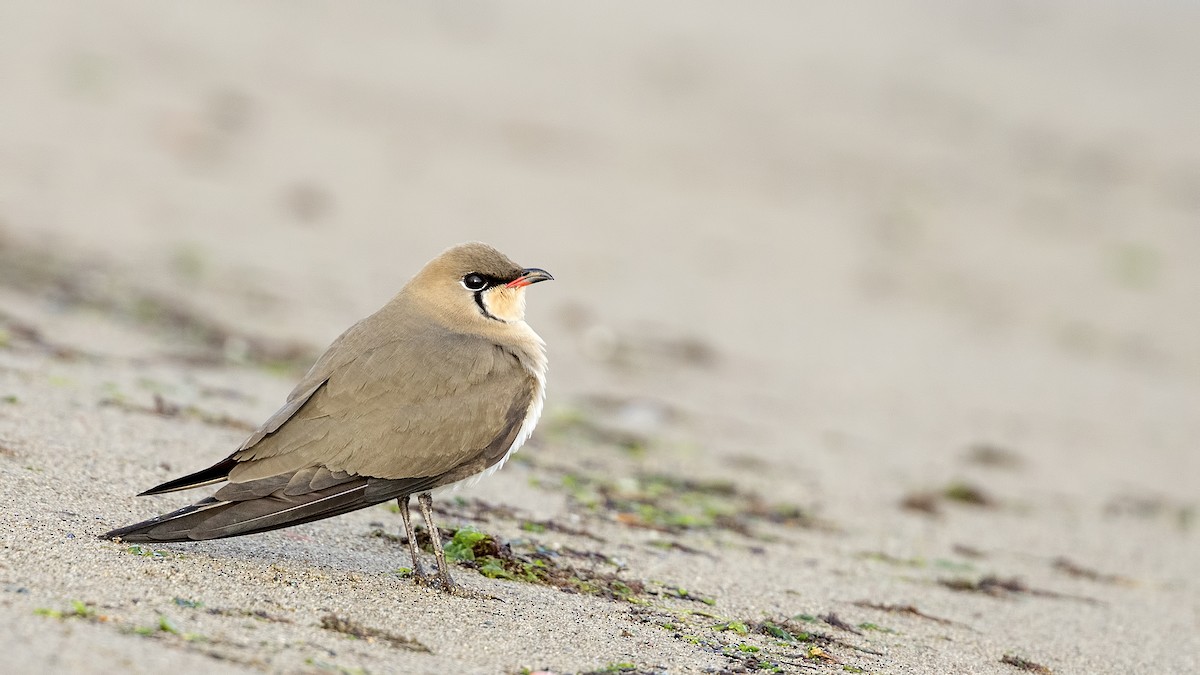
[[418, 492, 455, 591], [397, 495, 429, 583]]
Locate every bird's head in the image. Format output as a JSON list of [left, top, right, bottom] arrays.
[[408, 242, 553, 327]]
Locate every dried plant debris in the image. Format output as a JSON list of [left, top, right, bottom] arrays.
[[34, 599, 104, 622], [938, 575, 1100, 604], [320, 614, 430, 652], [373, 498, 605, 544], [952, 543, 986, 559], [207, 607, 292, 624], [819, 613, 863, 635], [409, 525, 721, 609], [939, 575, 1030, 597], [646, 539, 716, 557], [857, 551, 974, 572], [430, 497, 606, 542], [528, 520, 607, 541], [432, 497, 519, 523], [410, 526, 646, 602], [758, 618, 884, 657], [34, 600, 218, 649], [941, 482, 996, 507], [0, 312, 83, 360], [646, 583, 716, 606], [900, 492, 942, 516], [851, 601, 957, 626], [1050, 557, 1134, 586], [902, 481, 997, 516], [550, 469, 822, 537], [1001, 654, 1054, 673], [367, 527, 405, 544], [98, 393, 255, 431], [543, 395, 681, 453], [1102, 493, 1173, 518], [0, 241, 317, 372], [964, 443, 1024, 469], [1103, 493, 1195, 530], [635, 607, 884, 674]]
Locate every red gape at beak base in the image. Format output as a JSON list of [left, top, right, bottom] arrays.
[[505, 268, 554, 289]]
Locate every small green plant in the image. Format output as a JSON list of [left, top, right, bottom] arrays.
[[712, 620, 749, 634], [34, 600, 93, 620], [610, 580, 636, 601], [444, 526, 489, 562], [133, 615, 179, 636], [942, 482, 993, 507], [478, 557, 515, 580], [760, 621, 794, 642], [660, 584, 716, 605], [735, 644, 759, 653], [126, 544, 175, 558]]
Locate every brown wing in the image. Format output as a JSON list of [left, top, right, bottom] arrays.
[[229, 324, 534, 482], [105, 327, 535, 543]]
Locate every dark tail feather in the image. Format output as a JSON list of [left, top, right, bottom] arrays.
[[138, 456, 238, 496], [188, 480, 372, 539], [102, 497, 228, 542], [102, 475, 439, 543], [102, 479, 399, 543]]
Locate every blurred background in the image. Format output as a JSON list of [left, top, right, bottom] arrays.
[[0, 1, 1197, 525]]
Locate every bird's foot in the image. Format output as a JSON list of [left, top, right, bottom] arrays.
[[435, 571, 457, 594], [416, 568, 455, 593], [410, 568, 456, 593], [404, 561, 430, 583], [407, 569, 501, 599]]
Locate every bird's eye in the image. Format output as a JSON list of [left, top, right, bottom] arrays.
[[461, 273, 488, 292]]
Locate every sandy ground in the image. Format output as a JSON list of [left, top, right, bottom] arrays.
[[1, 2, 1198, 673]]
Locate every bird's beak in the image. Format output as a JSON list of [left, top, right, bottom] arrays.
[[505, 268, 554, 289]]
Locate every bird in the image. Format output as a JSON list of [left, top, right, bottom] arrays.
[[102, 242, 553, 591]]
